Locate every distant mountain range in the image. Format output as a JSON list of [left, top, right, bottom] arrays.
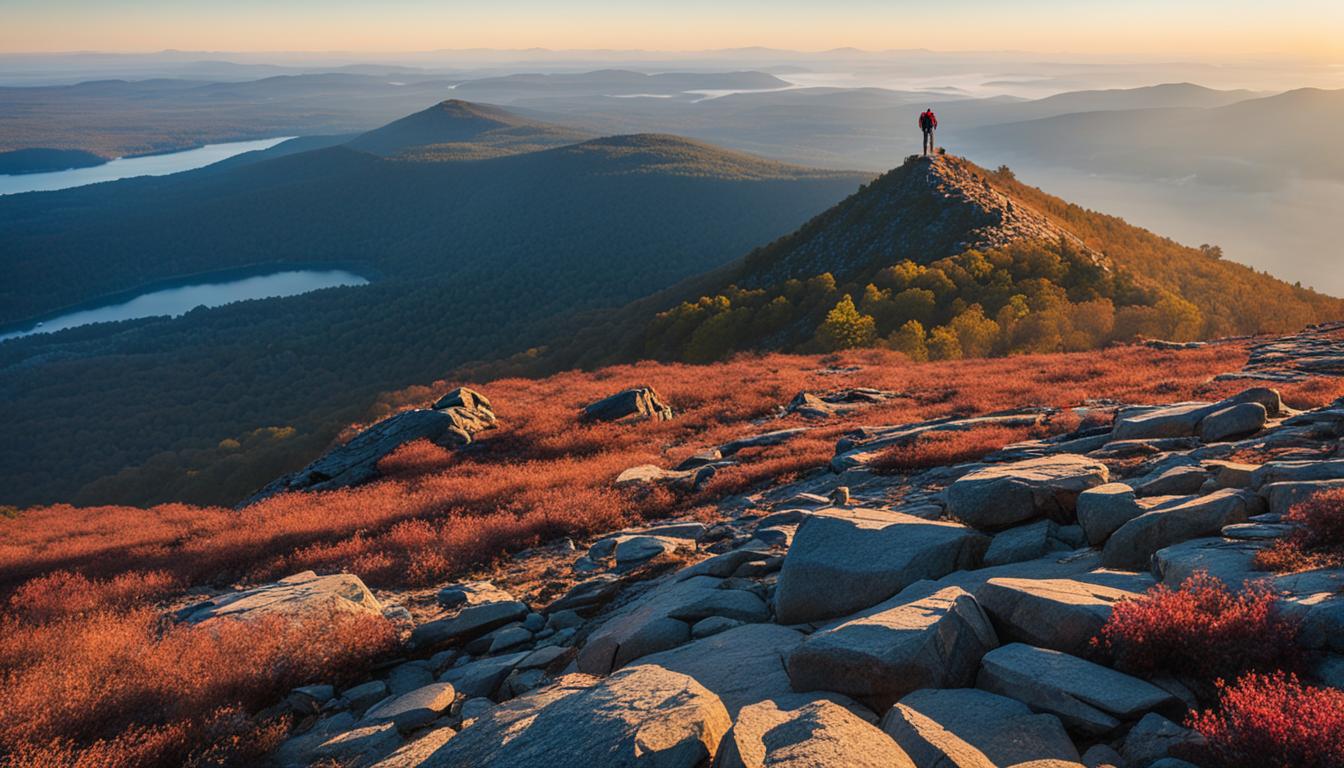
[[961, 87, 1344, 188], [0, 101, 868, 508]]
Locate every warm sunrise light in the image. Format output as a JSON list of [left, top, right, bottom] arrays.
[[2, 0, 1341, 57]]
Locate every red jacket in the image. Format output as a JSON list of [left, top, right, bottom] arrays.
[[919, 110, 938, 130]]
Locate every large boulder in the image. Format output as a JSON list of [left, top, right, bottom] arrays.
[[945, 455, 1109, 531], [786, 585, 998, 712], [582, 387, 674, 422], [1197, 403, 1267, 443], [243, 392, 496, 504], [176, 571, 382, 624], [439, 651, 530, 700], [982, 520, 1083, 567], [637, 623, 803, 716], [1151, 537, 1263, 587], [1261, 479, 1344, 516], [881, 688, 1080, 768], [716, 695, 915, 768], [976, 643, 1180, 736], [615, 464, 716, 493], [773, 509, 988, 625], [1101, 489, 1261, 569], [1110, 402, 1213, 441], [409, 599, 530, 649], [1076, 484, 1143, 545], [416, 666, 730, 768], [976, 576, 1153, 656], [1252, 459, 1344, 488], [577, 575, 724, 674], [362, 682, 457, 732], [1110, 389, 1279, 442]]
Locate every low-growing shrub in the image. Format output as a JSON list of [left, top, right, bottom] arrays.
[[0, 601, 397, 768], [1253, 488, 1344, 572], [1094, 572, 1299, 684], [869, 424, 1038, 474], [1182, 672, 1344, 768]]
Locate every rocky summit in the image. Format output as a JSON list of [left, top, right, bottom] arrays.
[[229, 326, 1344, 768]]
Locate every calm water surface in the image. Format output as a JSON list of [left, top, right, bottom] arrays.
[[1, 269, 369, 341], [0, 137, 293, 195]]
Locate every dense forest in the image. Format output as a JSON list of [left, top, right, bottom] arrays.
[[0, 126, 867, 507]]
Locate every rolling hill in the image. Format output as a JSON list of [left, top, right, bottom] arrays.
[[533, 152, 1342, 370], [0, 102, 869, 507]]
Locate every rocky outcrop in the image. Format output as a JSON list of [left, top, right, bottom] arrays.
[[786, 585, 998, 712], [1109, 388, 1278, 442], [582, 386, 674, 422], [976, 575, 1152, 656], [242, 387, 496, 505], [785, 388, 904, 419], [716, 695, 916, 768], [1101, 489, 1261, 569], [415, 666, 730, 768], [945, 455, 1109, 530], [977, 643, 1180, 735], [176, 571, 382, 624], [772, 509, 988, 624], [882, 688, 1080, 767]]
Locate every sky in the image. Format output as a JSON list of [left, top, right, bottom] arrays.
[[2, 0, 1342, 58]]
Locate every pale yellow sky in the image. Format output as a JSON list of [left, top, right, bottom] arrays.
[[1, 1, 1341, 58]]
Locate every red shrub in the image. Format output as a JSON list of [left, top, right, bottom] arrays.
[[1183, 672, 1344, 768], [1254, 488, 1344, 572], [1094, 572, 1299, 684], [0, 605, 396, 768], [869, 424, 1039, 474]]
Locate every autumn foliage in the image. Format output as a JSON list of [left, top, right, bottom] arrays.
[[0, 341, 1340, 764], [1183, 672, 1344, 768], [1094, 572, 1300, 685], [0, 585, 396, 767], [1254, 487, 1344, 572], [870, 423, 1046, 474]]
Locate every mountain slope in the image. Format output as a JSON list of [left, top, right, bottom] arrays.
[[0, 107, 870, 507], [344, 99, 590, 158], [538, 153, 1341, 369]]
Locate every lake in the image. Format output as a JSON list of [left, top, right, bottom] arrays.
[[1, 269, 369, 342], [0, 137, 293, 195]]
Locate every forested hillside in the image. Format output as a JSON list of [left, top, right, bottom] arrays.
[[0, 115, 868, 507], [543, 154, 1341, 368]]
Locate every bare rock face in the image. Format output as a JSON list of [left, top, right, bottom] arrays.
[[582, 386, 674, 422], [415, 666, 730, 768], [945, 455, 1110, 531], [772, 509, 988, 625], [241, 387, 496, 505], [176, 571, 382, 624], [882, 688, 1080, 768], [716, 695, 916, 768], [637, 623, 804, 716], [976, 576, 1153, 656], [976, 643, 1181, 736], [1101, 489, 1262, 569], [786, 585, 998, 712]]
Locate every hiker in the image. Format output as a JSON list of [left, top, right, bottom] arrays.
[[919, 108, 938, 155]]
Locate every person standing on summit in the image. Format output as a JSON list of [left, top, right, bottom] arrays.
[[919, 108, 938, 155]]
